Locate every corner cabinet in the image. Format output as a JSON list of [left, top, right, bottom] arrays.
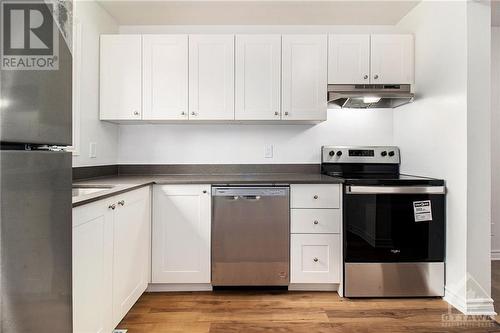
[[100, 35, 142, 120], [72, 187, 151, 333], [282, 35, 328, 121], [328, 34, 414, 85], [152, 185, 211, 285]]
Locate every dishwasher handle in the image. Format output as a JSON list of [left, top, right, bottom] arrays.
[[212, 187, 289, 197]]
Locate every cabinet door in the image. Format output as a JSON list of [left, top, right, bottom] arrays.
[[235, 35, 281, 120], [100, 35, 142, 120], [189, 35, 235, 120], [112, 187, 150, 327], [282, 35, 327, 121], [143, 35, 188, 120], [291, 234, 340, 284], [370, 34, 414, 84], [152, 185, 211, 283], [328, 34, 370, 84], [73, 201, 114, 333]]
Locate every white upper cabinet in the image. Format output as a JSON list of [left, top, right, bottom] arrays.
[[143, 35, 188, 120], [235, 35, 281, 120], [152, 185, 211, 284], [370, 34, 414, 84], [282, 35, 327, 121], [100, 35, 142, 120], [328, 34, 370, 84], [189, 35, 235, 120]]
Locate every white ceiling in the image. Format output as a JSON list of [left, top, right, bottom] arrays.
[[96, 0, 421, 26]]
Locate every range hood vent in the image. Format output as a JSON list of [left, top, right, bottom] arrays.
[[327, 84, 414, 109]]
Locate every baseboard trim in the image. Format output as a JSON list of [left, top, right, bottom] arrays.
[[491, 250, 500, 260], [147, 283, 213, 292], [288, 283, 339, 292], [444, 287, 496, 316]]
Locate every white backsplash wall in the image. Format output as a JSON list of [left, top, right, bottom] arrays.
[[117, 110, 394, 164]]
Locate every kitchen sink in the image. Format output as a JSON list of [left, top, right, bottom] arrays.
[[72, 185, 114, 197]]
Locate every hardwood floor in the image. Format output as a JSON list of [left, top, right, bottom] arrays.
[[117, 290, 500, 332]]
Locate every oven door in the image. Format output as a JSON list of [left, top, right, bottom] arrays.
[[344, 185, 445, 263]]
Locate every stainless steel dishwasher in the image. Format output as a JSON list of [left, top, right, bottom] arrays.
[[212, 186, 290, 286]]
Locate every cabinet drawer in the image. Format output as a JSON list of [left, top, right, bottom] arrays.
[[290, 234, 340, 284], [290, 184, 340, 208], [291, 209, 340, 234]]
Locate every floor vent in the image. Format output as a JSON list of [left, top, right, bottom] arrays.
[[113, 330, 128, 333]]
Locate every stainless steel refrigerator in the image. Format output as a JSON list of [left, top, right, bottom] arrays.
[[0, 10, 73, 333]]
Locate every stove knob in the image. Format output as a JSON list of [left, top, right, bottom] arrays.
[[381, 151, 387, 157], [388, 151, 395, 157], [329, 151, 335, 157], [336, 151, 343, 157]]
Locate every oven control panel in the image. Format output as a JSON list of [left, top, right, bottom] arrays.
[[321, 146, 400, 164]]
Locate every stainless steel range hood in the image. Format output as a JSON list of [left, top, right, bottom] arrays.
[[328, 84, 414, 109]]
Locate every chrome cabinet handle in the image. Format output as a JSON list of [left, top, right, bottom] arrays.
[[203, 190, 207, 194], [313, 220, 319, 225], [191, 112, 197, 116], [364, 75, 368, 80], [108, 204, 116, 210], [274, 111, 279, 116], [181, 111, 186, 116], [133, 111, 139, 116], [313, 195, 318, 199], [313, 257, 319, 262], [284, 112, 289, 116], [374, 74, 379, 80], [118, 200, 125, 206]]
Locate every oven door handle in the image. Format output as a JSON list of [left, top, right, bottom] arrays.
[[346, 185, 446, 195]]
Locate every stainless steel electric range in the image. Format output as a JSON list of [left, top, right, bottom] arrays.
[[321, 146, 446, 297]]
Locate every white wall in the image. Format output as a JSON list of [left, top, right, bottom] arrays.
[[466, 0, 492, 314], [72, 0, 119, 167], [118, 110, 394, 164], [116, 24, 406, 164], [492, 27, 500, 259], [396, 0, 494, 315]]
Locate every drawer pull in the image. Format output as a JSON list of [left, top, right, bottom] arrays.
[[313, 195, 318, 199], [108, 204, 116, 210], [313, 257, 319, 262], [313, 220, 319, 225], [118, 200, 125, 206]]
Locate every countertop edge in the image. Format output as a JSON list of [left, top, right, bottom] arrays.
[[72, 175, 344, 208]]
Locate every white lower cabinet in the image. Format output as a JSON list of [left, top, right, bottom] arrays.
[[152, 185, 211, 284], [73, 199, 114, 333], [111, 188, 151, 327], [72, 187, 151, 333], [290, 184, 342, 287], [291, 234, 340, 284]]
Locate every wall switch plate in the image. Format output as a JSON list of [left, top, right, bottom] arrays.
[[89, 142, 97, 158], [265, 144, 273, 159]]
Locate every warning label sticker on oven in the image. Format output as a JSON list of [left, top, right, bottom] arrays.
[[413, 200, 433, 222]]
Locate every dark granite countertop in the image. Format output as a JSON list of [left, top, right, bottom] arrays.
[[72, 173, 343, 207]]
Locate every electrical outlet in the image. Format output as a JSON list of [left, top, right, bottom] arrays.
[[89, 142, 97, 158], [265, 144, 273, 159]]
